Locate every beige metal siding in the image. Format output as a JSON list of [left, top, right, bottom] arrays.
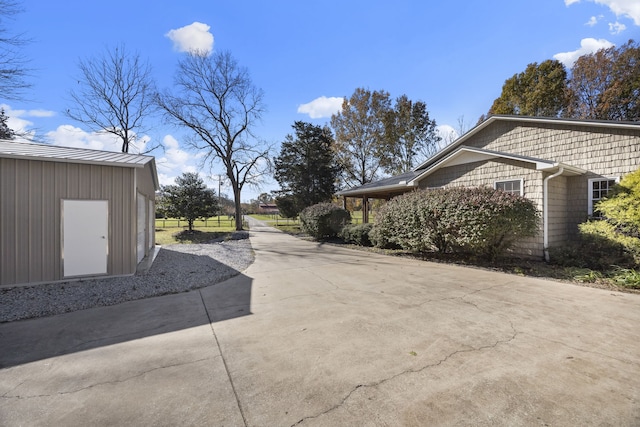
[[135, 162, 157, 252], [0, 158, 136, 286]]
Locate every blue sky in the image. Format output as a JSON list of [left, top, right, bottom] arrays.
[[3, 0, 639, 200]]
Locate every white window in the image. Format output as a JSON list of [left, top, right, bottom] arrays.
[[495, 179, 523, 196], [588, 177, 619, 217]]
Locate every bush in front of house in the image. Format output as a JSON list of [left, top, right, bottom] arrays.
[[548, 225, 636, 270], [300, 203, 351, 240], [340, 223, 374, 246], [370, 188, 457, 252], [552, 169, 640, 270], [370, 187, 540, 261], [596, 168, 640, 238]]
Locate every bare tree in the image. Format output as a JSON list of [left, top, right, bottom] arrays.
[[66, 44, 157, 153], [0, 0, 31, 101], [156, 50, 270, 231]]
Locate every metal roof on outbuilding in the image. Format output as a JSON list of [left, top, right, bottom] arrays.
[[0, 140, 153, 168]]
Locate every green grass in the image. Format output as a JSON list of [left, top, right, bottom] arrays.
[[155, 227, 238, 245], [155, 216, 237, 229], [155, 216, 240, 245], [249, 214, 303, 234]]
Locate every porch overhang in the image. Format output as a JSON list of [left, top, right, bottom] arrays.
[[336, 170, 420, 199]]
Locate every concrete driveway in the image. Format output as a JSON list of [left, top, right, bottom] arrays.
[[1, 217, 640, 426]]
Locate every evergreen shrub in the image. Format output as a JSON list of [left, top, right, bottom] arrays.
[[551, 169, 640, 269], [370, 187, 540, 261], [340, 223, 374, 246], [300, 203, 351, 240]]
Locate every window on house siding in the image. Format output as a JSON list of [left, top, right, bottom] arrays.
[[494, 179, 523, 196], [588, 177, 619, 217]]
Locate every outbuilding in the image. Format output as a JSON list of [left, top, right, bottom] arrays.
[[0, 140, 159, 287]]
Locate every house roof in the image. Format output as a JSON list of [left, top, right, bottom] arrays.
[[408, 146, 585, 185], [0, 139, 160, 190], [413, 115, 640, 172], [337, 170, 420, 198], [336, 115, 630, 198]]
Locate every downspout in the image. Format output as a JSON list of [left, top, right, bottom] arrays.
[[543, 167, 564, 262]]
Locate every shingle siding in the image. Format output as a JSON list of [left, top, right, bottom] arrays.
[[417, 119, 640, 258], [419, 158, 545, 256]]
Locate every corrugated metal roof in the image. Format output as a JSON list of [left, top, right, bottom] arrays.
[[0, 140, 154, 168]]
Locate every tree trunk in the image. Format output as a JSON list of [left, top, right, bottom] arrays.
[[233, 184, 243, 231]]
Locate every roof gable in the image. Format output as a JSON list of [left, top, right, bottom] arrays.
[[414, 115, 640, 172], [409, 146, 585, 185]]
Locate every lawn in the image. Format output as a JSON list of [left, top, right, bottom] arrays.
[[155, 216, 239, 245], [249, 214, 302, 234]]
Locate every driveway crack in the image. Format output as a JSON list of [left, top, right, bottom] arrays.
[[291, 322, 519, 426], [1, 357, 216, 400]]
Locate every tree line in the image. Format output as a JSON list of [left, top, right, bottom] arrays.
[[2, 0, 638, 227], [273, 40, 639, 218], [485, 40, 639, 122]]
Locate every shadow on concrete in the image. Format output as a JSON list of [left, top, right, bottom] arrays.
[[0, 247, 253, 369]]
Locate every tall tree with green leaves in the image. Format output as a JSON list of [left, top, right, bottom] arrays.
[[157, 50, 270, 231], [274, 121, 341, 217], [160, 172, 219, 232], [382, 95, 441, 174], [489, 59, 569, 117], [330, 88, 392, 187]]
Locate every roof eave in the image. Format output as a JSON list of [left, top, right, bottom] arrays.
[[337, 182, 417, 197]]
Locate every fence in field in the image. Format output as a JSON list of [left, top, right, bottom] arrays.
[[155, 216, 238, 228]]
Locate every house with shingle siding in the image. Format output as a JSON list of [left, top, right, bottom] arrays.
[[338, 115, 640, 259], [0, 140, 159, 286]]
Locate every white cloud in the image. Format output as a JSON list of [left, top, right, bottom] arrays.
[[609, 20, 627, 33], [165, 22, 214, 55], [596, 0, 640, 25], [586, 15, 599, 26], [44, 123, 153, 154], [297, 96, 344, 119], [155, 134, 198, 186], [26, 109, 56, 118], [436, 124, 459, 145], [567, 0, 640, 25], [45, 125, 121, 151], [553, 38, 614, 67], [0, 104, 57, 140]]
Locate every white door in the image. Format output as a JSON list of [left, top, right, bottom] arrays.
[[63, 200, 108, 277]]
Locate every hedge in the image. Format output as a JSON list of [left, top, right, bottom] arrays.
[[300, 203, 351, 240], [370, 187, 540, 261]]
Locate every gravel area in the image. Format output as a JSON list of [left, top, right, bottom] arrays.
[[0, 231, 253, 323]]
